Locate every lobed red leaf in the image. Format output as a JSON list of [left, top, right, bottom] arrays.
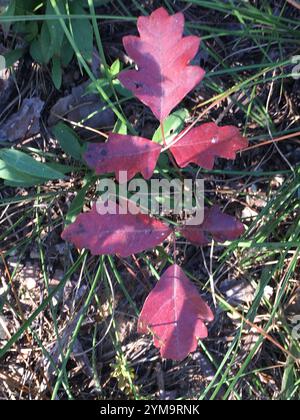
[[138, 264, 214, 360], [118, 7, 205, 122], [180, 206, 245, 245], [84, 133, 162, 182], [170, 123, 248, 169], [62, 204, 172, 257]]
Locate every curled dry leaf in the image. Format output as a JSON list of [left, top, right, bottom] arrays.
[[220, 279, 256, 305], [170, 123, 248, 169], [180, 206, 245, 245], [48, 82, 115, 133], [0, 98, 44, 143], [62, 204, 172, 257], [84, 133, 162, 182], [138, 264, 214, 360], [118, 7, 205, 122]]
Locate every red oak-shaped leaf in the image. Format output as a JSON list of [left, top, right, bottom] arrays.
[[170, 123, 248, 169], [138, 264, 214, 360], [180, 206, 245, 245], [62, 204, 172, 257], [84, 133, 162, 182], [118, 7, 205, 122]]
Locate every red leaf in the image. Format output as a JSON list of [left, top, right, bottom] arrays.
[[170, 123, 248, 169], [118, 7, 205, 122], [84, 133, 162, 182], [62, 204, 172, 257], [138, 264, 214, 360], [180, 206, 244, 245]]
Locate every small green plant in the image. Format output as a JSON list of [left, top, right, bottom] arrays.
[[1, 0, 94, 89]]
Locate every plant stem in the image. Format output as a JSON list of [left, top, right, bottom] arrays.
[[160, 122, 183, 178]]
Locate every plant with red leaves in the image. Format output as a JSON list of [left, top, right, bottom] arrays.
[[62, 7, 248, 361]]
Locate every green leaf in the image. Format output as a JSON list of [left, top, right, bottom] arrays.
[[51, 56, 62, 90], [280, 346, 298, 400], [113, 79, 132, 98], [46, 0, 65, 56], [52, 123, 83, 161], [152, 108, 190, 145], [40, 22, 52, 63], [110, 59, 121, 77], [61, 36, 74, 67], [113, 119, 127, 135], [65, 176, 94, 225], [157, 153, 171, 171], [86, 78, 113, 99], [0, 149, 64, 180], [4, 180, 41, 188], [23, 21, 39, 42], [46, 162, 78, 174], [30, 38, 44, 64], [69, 2, 93, 62], [0, 158, 45, 186], [30, 23, 52, 64], [4, 48, 25, 67], [280, 361, 295, 400]]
